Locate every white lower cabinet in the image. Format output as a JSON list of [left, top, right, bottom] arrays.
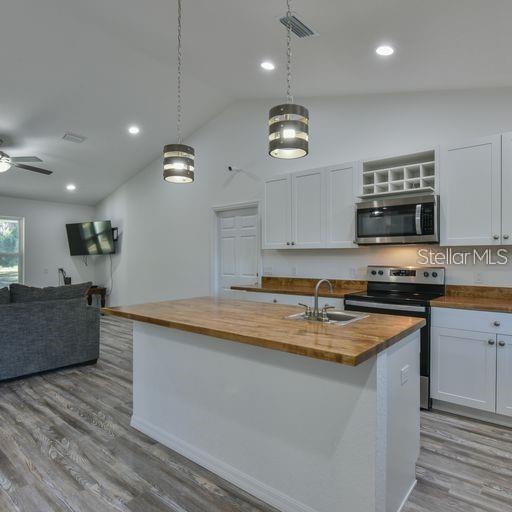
[[431, 327, 496, 412], [431, 307, 512, 417], [497, 335, 512, 416]]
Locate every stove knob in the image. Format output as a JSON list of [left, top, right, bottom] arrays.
[[423, 271, 430, 278], [378, 270, 384, 276], [432, 271, 438, 278], [371, 270, 377, 275]]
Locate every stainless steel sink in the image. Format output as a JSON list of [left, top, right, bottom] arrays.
[[287, 310, 368, 326]]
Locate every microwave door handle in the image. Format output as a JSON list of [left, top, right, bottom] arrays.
[[415, 204, 422, 235]]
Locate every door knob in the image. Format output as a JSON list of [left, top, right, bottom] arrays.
[[494, 321, 501, 327], [499, 341, 506, 347], [488, 339, 495, 345]]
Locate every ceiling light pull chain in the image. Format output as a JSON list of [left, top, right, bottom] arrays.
[[177, 0, 183, 144], [286, 0, 293, 104]]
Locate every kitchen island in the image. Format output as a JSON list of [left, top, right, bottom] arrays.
[[104, 297, 425, 512]]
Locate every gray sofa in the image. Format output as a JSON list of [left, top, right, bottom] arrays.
[[0, 282, 100, 381]]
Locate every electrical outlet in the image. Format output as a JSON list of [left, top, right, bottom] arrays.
[[43, 268, 49, 274], [349, 268, 357, 279], [291, 266, 297, 276], [474, 272, 484, 284], [401, 365, 410, 386]]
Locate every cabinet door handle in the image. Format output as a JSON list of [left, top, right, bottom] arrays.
[[488, 339, 495, 345], [272, 299, 278, 303], [493, 234, 500, 240], [499, 341, 506, 347], [291, 241, 295, 246], [286, 242, 291, 246], [504, 235, 510, 240], [494, 321, 501, 327]]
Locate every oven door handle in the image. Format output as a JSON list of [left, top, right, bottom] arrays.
[[345, 300, 426, 313], [415, 204, 423, 235]]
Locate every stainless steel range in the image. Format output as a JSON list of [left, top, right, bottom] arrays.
[[344, 266, 446, 409]]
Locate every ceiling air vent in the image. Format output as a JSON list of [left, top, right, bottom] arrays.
[[62, 132, 87, 144], [279, 14, 317, 38]]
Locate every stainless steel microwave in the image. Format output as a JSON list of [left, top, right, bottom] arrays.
[[355, 194, 439, 245]]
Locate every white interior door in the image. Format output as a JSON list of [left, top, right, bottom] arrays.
[[217, 207, 259, 296], [497, 334, 512, 417], [440, 135, 501, 246], [291, 169, 325, 248], [431, 327, 497, 412]]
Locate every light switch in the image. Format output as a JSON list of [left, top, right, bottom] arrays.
[[401, 365, 410, 386]]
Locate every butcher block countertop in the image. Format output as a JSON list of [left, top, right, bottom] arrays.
[[231, 276, 366, 298], [431, 285, 512, 313], [103, 297, 425, 366]]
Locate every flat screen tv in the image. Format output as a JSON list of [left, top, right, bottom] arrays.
[[66, 221, 115, 256]]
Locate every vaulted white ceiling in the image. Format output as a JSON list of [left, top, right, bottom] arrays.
[[2, 0, 512, 205]]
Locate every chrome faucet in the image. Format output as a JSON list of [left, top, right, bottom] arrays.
[[313, 279, 334, 319]]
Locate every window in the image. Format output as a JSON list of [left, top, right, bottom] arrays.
[[0, 217, 24, 288]]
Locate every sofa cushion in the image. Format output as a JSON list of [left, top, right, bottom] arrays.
[[10, 282, 92, 303], [0, 287, 9, 304]]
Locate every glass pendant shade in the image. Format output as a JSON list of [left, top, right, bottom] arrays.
[[163, 144, 195, 183], [268, 103, 309, 159], [0, 161, 11, 173]]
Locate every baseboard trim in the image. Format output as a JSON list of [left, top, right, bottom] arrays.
[[131, 415, 319, 512], [432, 400, 512, 428], [397, 479, 416, 512]]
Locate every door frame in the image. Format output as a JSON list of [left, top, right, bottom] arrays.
[[210, 201, 262, 296]]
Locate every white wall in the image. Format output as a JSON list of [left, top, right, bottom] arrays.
[[0, 195, 96, 287], [97, 87, 512, 305]]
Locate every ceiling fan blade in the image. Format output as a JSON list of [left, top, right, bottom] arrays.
[[10, 156, 43, 163], [13, 163, 53, 175]]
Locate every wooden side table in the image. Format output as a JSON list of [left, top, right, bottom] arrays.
[[87, 287, 107, 307]]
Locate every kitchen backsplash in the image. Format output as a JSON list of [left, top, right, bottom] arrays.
[[262, 245, 512, 286]]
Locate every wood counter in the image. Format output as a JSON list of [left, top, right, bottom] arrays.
[[431, 284, 512, 313], [103, 297, 425, 366]]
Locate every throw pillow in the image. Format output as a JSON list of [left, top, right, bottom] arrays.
[[10, 282, 92, 303], [0, 286, 9, 304]]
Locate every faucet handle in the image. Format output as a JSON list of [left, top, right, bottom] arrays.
[[298, 303, 312, 317], [321, 304, 335, 321], [322, 304, 335, 312]]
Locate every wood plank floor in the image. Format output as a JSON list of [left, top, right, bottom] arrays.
[[0, 316, 510, 512]]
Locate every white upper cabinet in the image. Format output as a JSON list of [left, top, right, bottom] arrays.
[[325, 164, 357, 248], [291, 169, 325, 248], [497, 334, 512, 417], [263, 175, 291, 249], [263, 163, 356, 250], [501, 132, 512, 244], [440, 135, 502, 246]]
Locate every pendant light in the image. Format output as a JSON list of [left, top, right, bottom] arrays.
[[163, 0, 195, 183], [268, 0, 309, 159]]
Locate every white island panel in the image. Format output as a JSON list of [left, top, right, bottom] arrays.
[[131, 321, 420, 512]]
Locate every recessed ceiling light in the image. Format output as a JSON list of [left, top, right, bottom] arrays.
[[128, 125, 140, 135], [260, 61, 276, 71], [66, 184, 77, 191], [376, 45, 395, 57]]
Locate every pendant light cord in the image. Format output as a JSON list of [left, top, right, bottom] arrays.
[[177, 0, 183, 144], [286, 0, 293, 104]]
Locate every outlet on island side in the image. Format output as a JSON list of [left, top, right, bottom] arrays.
[[401, 365, 410, 386]]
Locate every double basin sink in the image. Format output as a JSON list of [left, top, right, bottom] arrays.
[[287, 310, 368, 326]]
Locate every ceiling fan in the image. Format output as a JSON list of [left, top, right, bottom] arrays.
[[0, 140, 52, 175]]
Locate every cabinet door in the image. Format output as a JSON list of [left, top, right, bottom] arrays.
[[501, 133, 512, 244], [440, 135, 501, 246], [291, 169, 325, 248], [263, 175, 291, 249], [497, 334, 512, 417], [431, 327, 497, 412], [325, 163, 357, 248]]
